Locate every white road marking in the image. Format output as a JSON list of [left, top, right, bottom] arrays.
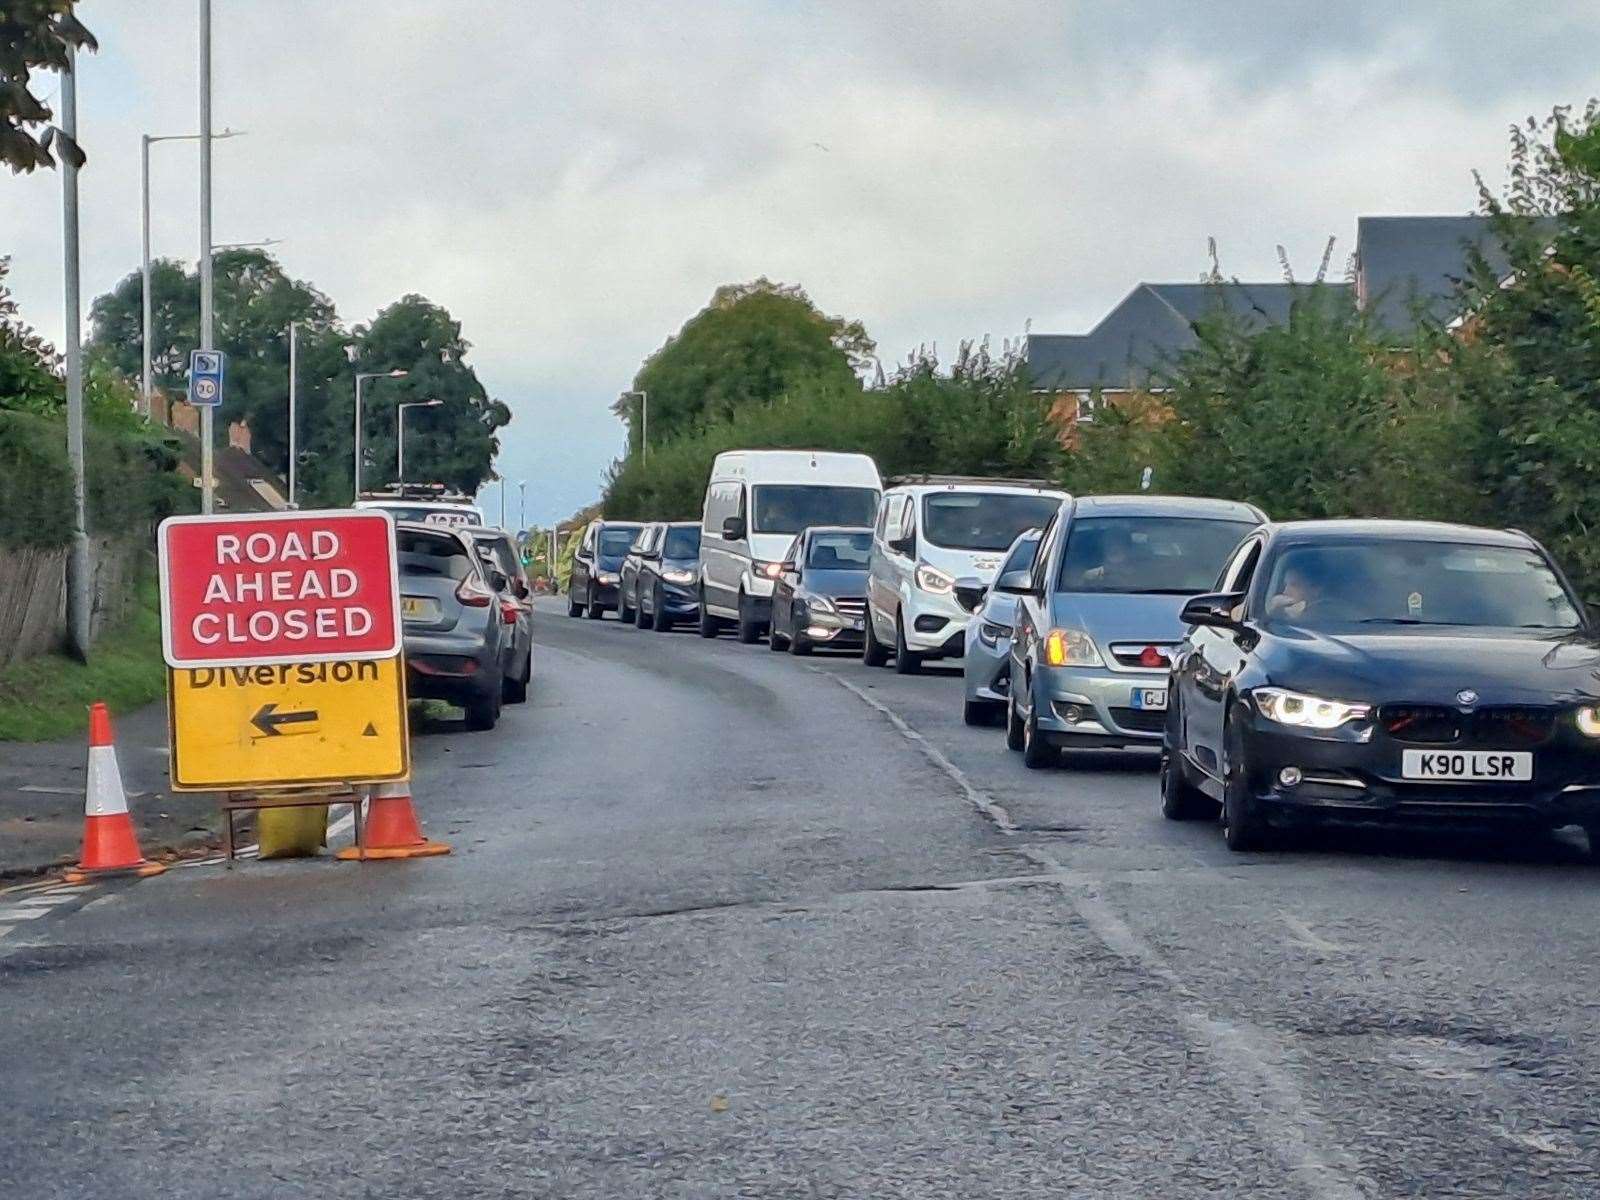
[[822, 669, 1374, 1200], [3, 906, 55, 920], [1278, 912, 1348, 955]]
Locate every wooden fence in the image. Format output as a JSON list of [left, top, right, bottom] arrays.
[[0, 538, 149, 668]]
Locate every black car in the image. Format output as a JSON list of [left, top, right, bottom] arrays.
[[617, 522, 663, 624], [398, 523, 519, 730], [1162, 519, 1600, 851], [634, 522, 702, 631], [567, 519, 643, 619], [768, 526, 872, 655]]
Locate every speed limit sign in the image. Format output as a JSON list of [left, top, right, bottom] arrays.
[[187, 349, 226, 408]]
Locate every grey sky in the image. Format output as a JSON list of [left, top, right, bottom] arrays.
[[3, 2, 1595, 524]]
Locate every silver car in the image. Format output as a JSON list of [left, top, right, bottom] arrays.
[[957, 529, 1041, 726], [1002, 495, 1266, 768]]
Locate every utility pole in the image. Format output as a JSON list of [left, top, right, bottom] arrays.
[[198, 0, 215, 514], [353, 370, 408, 499], [620, 390, 649, 460], [287, 322, 298, 507], [61, 44, 91, 660], [498, 478, 507, 529], [518, 480, 527, 532]]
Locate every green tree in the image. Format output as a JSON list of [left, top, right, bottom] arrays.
[[618, 278, 873, 451], [0, 1, 95, 173], [0, 257, 60, 414]]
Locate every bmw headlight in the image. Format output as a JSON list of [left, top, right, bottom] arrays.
[[662, 568, 695, 585], [1043, 628, 1102, 667], [1254, 687, 1371, 730], [914, 562, 955, 594], [977, 620, 1013, 648], [1576, 706, 1600, 737]]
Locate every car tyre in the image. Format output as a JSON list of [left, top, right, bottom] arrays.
[[1160, 750, 1216, 820], [1021, 698, 1056, 769], [502, 651, 531, 704], [963, 698, 1001, 727], [893, 613, 923, 675], [768, 619, 788, 651], [1005, 692, 1026, 752], [1221, 714, 1269, 851], [465, 683, 502, 731], [619, 590, 635, 625], [652, 586, 673, 633], [636, 591, 655, 629], [585, 587, 604, 619], [566, 589, 582, 618], [736, 592, 762, 644], [697, 588, 721, 638], [862, 610, 890, 667]]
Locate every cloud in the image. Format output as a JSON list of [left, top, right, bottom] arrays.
[[3, 1, 1596, 522]]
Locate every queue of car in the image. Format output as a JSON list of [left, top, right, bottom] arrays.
[[566, 447, 1600, 858]]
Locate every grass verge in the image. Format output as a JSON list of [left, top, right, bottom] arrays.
[[0, 574, 165, 742]]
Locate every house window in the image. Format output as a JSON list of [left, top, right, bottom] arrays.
[[1074, 391, 1099, 423]]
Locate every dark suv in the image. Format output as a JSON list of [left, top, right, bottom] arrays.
[[399, 523, 519, 730], [568, 519, 643, 619]]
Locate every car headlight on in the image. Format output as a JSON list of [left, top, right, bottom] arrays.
[[1043, 628, 1102, 667], [755, 560, 783, 580], [914, 562, 955, 594], [977, 620, 1013, 648], [1253, 687, 1371, 730], [597, 571, 619, 585], [662, 568, 695, 585], [1576, 706, 1600, 737]]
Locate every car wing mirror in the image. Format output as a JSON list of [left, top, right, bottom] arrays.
[[513, 578, 530, 600], [993, 568, 1033, 596], [953, 575, 988, 613], [488, 569, 510, 592], [1180, 590, 1245, 629], [722, 515, 747, 541]]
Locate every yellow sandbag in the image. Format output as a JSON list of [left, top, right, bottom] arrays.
[[256, 805, 328, 858]]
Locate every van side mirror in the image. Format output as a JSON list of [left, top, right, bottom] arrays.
[[488, 569, 510, 593], [953, 576, 988, 613], [1180, 590, 1245, 629], [993, 568, 1032, 596], [722, 515, 746, 541], [888, 531, 915, 557]]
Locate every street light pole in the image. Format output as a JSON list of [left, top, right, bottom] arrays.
[[61, 43, 91, 660], [498, 478, 507, 530], [518, 480, 527, 532], [286, 322, 298, 508], [198, 0, 214, 514], [395, 399, 442, 485], [620, 390, 649, 460], [353, 369, 408, 499]]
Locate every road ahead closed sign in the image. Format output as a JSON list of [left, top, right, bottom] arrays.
[[158, 511, 402, 669]]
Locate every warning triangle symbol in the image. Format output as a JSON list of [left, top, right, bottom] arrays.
[[361, 722, 378, 737]]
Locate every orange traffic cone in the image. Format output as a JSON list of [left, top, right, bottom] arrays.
[[61, 704, 167, 885], [335, 778, 451, 861]]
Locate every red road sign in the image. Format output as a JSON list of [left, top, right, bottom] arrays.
[[158, 510, 402, 668]]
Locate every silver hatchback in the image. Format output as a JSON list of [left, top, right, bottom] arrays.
[[1002, 495, 1266, 768]]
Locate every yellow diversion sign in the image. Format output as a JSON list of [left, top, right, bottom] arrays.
[[168, 658, 409, 791]]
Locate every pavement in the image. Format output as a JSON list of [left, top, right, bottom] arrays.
[[0, 700, 223, 880], [4, 594, 1600, 1196]]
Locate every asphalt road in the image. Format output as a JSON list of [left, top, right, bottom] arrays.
[[5, 596, 1600, 1197]]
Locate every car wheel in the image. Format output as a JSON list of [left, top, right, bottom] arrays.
[[862, 609, 889, 667], [736, 592, 762, 644], [697, 589, 720, 638], [619, 591, 635, 624], [502, 652, 530, 704], [585, 587, 604, 619], [1021, 698, 1056, 769], [653, 586, 674, 633], [1160, 750, 1216, 820], [789, 628, 813, 656], [1005, 692, 1025, 752], [768, 618, 787, 651], [893, 613, 923, 675], [963, 698, 1001, 727], [1221, 714, 1269, 851], [636, 593, 654, 629], [465, 683, 502, 731], [566, 589, 582, 618]]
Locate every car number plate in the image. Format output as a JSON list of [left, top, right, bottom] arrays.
[[1402, 749, 1533, 782], [1131, 687, 1168, 711], [401, 596, 438, 620]]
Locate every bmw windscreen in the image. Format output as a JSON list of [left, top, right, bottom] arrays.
[[923, 493, 1060, 551], [752, 486, 878, 534], [1057, 517, 1258, 593], [1261, 542, 1583, 629], [807, 531, 872, 569]]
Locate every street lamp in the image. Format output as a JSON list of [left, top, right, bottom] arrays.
[[353, 369, 408, 499], [396, 399, 442, 484], [139, 126, 241, 417], [518, 480, 527, 533], [620, 390, 649, 460]]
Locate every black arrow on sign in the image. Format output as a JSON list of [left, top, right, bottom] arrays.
[[251, 703, 319, 738]]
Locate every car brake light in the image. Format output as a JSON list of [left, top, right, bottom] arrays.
[[1138, 645, 1167, 669], [455, 575, 494, 607], [499, 599, 518, 625]]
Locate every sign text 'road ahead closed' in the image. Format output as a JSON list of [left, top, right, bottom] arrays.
[[158, 511, 402, 668]]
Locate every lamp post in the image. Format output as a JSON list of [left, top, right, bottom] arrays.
[[140, 128, 240, 418], [198, 0, 213, 513], [518, 480, 527, 532], [620, 390, 649, 460], [353, 369, 408, 499], [396, 399, 442, 484]]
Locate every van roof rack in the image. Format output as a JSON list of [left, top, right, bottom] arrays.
[[359, 482, 477, 504], [886, 474, 1058, 490]]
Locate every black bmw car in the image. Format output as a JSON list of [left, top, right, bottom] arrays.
[[1162, 519, 1600, 851]]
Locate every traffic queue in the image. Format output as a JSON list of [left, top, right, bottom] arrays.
[[565, 449, 1600, 856]]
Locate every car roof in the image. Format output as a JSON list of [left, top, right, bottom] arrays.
[[885, 480, 1067, 498], [801, 524, 873, 536], [663, 520, 700, 529], [1069, 494, 1266, 521], [395, 521, 471, 547], [595, 519, 642, 530], [1268, 519, 1537, 549]]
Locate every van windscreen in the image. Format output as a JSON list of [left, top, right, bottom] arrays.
[[752, 486, 878, 534]]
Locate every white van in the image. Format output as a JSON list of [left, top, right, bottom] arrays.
[[698, 450, 882, 642], [865, 477, 1067, 673]]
